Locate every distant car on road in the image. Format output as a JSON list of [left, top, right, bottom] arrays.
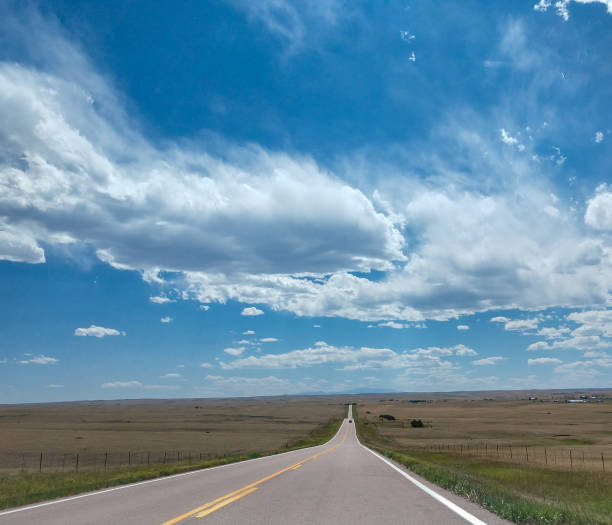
[[349, 419, 353, 423]]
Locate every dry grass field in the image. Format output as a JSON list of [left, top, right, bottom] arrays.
[[354, 389, 612, 472], [0, 396, 347, 471]]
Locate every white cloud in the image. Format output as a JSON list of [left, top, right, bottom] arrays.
[[74, 325, 125, 338], [260, 337, 278, 343], [19, 355, 58, 365], [594, 131, 604, 143], [101, 380, 143, 388], [500, 128, 519, 145], [537, 326, 571, 339], [219, 342, 475, 372], [378, 321, 405, 329], [47, 384, 64, 388], [408, 51, 416, 62], [243, 330, 256, 335], [161, 373, 181, 378], [200, 362, 213, 368], [223, 347, 245, 356], [241, 307, 264, 316], [3, 15, 612, 326], [160, 316, 173, 323], [0, 224, 45, 263], [455, 345, 478, 356], [199, 305, 210, 311], [457, 325, 469, 330], [491, 316, 540, 332], [534, 0, 612, 20], [313, 324, 320, 328], [149, 296, 175, 304], [400, 31, 415, 41], [585, 185, 612, 231], [472, 356, 504, 366], [528, 357, 562, 364]]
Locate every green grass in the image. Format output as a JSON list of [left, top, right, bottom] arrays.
[[354, 409, 612, 525], [0, 417, 343, 511]]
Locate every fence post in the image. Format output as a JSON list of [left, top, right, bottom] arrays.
[[496, 444, 499, 457], [39, 452, 42, 472], [163, 451, 166, 464], [128, 451, 131, 466], [544, 447, 547, 465], [104, 452, 108, 470], [526, 447, 529, 462], [510, 445, 513, 460], [21, 454, 25, 471], [570, 450, 573, 471], [602, 452, 605, 472], [147, 451, 150, 466], [76, 453, 79, 472]]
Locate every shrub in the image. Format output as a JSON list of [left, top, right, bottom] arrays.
[[379, 414, 395, 421], [410, 419, 424, 428]]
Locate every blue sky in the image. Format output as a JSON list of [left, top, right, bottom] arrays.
[[1, 0, 611, 402]]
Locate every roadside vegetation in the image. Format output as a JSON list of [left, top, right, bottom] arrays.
[[354, 406, 612, 525], [0, 416, 342, 510]]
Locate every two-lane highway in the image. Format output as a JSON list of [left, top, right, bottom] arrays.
[[0, 406, 510, 524]]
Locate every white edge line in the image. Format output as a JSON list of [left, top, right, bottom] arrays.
[[0, 417, 347, 517], [354, 426, 488, 525]]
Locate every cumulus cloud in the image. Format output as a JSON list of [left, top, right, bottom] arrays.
[[378, 321, 405, 329], [457, 325, 469, 330], [219, 342, 476, 371], [161, 373, 181, 378], [585, 185, 612, 231], [472, 356, 504, 365], [74, 325, 125, 338], [528, 357, 562, 364], [594, 131, 604, 143], [491, 316, 540, 332], [3, 12, 612, 326], [223, 347, 245, 356], [160, 316, 173, 323], [101, 380, 143, 388], [243, 330, 255, 335], [534, 0, 612, 20], [150, 296, 175, 304], [19, 355, 58, 365], [199, 305, 210, 311], [241, 307, 264, 316], [260, 337, 278, 343], [0, 224, 45, 263], [200, 362, 213, 368]]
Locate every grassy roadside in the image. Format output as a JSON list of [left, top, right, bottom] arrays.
[[0, 417, 343, 511], [354, 408, 612, 525]]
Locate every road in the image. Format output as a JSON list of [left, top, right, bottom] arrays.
[[0, 406, 511, 524]]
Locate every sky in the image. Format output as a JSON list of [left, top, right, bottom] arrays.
[[1, 0, 611, 403]]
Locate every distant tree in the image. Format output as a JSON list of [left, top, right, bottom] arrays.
[[410, 419, 424, 428], [379, 414, 395, 421]]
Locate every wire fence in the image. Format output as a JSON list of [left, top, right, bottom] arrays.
[[422, 442, 608, 472], [0, 449, 244, 474]]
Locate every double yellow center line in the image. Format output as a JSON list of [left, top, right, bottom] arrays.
[[162, 423, 348, 524]]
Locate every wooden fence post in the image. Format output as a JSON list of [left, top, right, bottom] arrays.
[[104, 452, 108, 470], [128, 451, 131, 466], [510, 445, 513, 460], [76, 453, 79, 472], [602, 452, 605, 472], [39, 452, 42, 472], [147, 451, 150, 465], [163, 451, 167, 464], [544, 447, 547, 465], [526, 447, 529, 462]]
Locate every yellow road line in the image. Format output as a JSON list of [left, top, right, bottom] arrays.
[[194, 487, 258, 518], [161, 423, 348, 524]]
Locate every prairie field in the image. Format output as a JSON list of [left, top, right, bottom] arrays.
[[0, 396, 347, 471], [354, 389, 612, 472]]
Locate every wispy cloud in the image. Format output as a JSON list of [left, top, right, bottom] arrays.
[[19, 355, 58, 365], [241, 307, 264, 316], [472, 356, 504, 366], [74, 325, 125, 338], [160, 316, 173, 323], [101, 380, 143, 388]]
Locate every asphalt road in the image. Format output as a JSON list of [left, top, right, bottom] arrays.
[[0, 406, 511, 524]]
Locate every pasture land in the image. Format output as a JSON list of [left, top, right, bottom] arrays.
[[0, 396, 346, 472], [353, 389, 612, 524]]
